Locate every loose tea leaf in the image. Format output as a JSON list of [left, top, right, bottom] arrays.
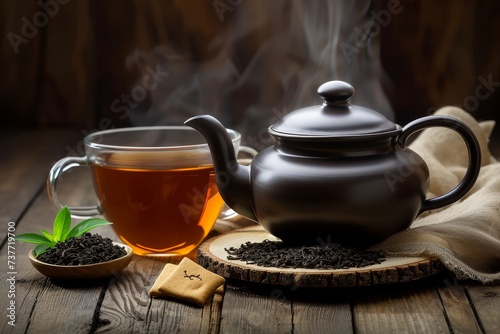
[[16, 207, 112, 256], [225, 239, 386, 270], [36, 233, 127, 266]]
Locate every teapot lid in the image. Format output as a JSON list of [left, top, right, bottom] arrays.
[[269, 81, 399, 140]]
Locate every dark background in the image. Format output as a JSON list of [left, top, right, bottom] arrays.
[[1, 0, 499, 152]]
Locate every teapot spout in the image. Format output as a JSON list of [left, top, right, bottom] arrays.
[[184, 115, 257, 222]]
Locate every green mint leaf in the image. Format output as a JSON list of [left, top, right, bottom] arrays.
[[16, 233, 52, 245], [34, 243, 53, 257], [66, 218, 112, 239], [41, 230, 55, 243], [53, 206, 71, 242]]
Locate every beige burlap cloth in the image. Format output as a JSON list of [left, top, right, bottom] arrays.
[[372, 106, 500, 283]]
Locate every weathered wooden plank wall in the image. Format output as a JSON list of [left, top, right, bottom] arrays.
[[1, 0, 95, 126], [377, 0, 500, 126], [1, 1, 499, 141]]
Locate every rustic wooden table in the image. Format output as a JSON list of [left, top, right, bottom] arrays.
[[1, 128, 499, 333]]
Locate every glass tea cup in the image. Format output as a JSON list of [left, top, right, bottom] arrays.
[[48, 126, 254, 256]]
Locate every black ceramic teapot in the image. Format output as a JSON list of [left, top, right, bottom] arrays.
[[185, 81, 481, 246]]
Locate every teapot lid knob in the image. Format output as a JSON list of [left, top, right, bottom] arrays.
[[269, 80, 398, 139], [317, 81, 354, 106]]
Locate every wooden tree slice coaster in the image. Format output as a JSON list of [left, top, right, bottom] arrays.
[[197, 225, 445, 287]]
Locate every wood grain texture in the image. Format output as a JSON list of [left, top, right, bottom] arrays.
[[0, 2, 45, 124], [0, 128, 80, 239], [1, 1, 95, 126], [436, 279, 482, 333], [465, 284, 500, 333], [0, 166, 103, 334], [96, 256, 222, 334], [2, 1, 499, 140], [219, 283, 293, 334], [352, 281, 450, 333], [40, 1, 94, 126], [197, 227, 444, 287], [375, 0, 500, 126], [291, 288, 353, 334]]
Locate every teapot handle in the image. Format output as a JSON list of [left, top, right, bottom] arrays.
[[397, 115, 481, 213]]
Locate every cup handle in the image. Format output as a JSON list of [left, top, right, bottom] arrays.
[[218, 145, 258, 220], [238, 145, 259, 157], [397, 115, 482, 214], [47, 156, 101, 218]]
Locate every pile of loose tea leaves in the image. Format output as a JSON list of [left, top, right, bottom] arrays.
[[225, 239, 386, 269], [37, 233, 127, 266]]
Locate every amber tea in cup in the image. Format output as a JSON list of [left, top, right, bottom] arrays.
[[48, 126, 246, 256]]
